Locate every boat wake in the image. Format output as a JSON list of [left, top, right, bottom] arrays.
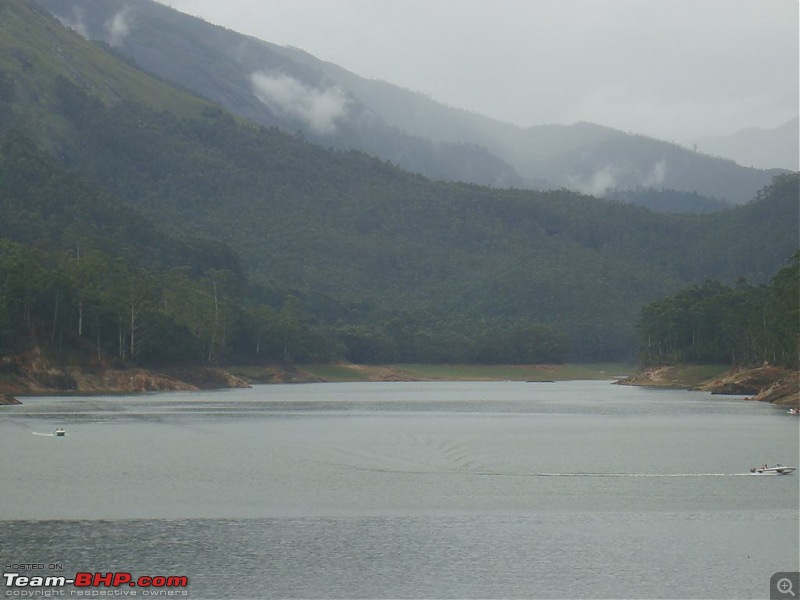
[[334, 461, 755, 478], [501, 472, 752, 478]]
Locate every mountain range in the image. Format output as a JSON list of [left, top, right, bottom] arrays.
[[35, 0, 790, 209], [690, 118, 799, 171], [0, 0, 797, 367]]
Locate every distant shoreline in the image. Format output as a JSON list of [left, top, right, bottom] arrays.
[[0, 361, 628, 404], [2, 360, 795, 406], [231, 362, 631, 384]]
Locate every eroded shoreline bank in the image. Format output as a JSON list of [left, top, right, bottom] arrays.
[[617, 364, 799, 406], [1, 355, 796, 406], [0, 360, 625, 403]]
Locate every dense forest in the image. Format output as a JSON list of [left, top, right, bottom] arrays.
[[0, 0, 797, 369], [0, 136, 569, 366], [637, 253, 799, 367], [38, 76, 800, 360], [606, 188, 731, 214]]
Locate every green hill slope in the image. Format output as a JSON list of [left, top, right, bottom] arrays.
[[1, 0, 797, 364], [0, 1, 214, 144], [33, 0, 525, 189]]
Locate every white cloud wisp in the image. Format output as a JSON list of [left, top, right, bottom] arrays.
[[250, 72, 348, 135]]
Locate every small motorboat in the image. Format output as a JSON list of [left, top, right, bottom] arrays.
[[750, 464, 795, 475], [788, 408, 799, 415], [55, 428, 66, 437]]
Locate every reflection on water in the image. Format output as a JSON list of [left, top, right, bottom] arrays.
[[1, 381, 797, 599]]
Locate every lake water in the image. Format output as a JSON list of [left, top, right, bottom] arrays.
[[1, 380, 797, 599]]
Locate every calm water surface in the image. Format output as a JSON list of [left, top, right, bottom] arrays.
[[1, 381, 797, 599]]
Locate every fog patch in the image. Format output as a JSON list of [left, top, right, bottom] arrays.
[[642, 159, 667, 187], [250, 72, 348, 135], [52, 5, 132, 47], [106, 8, 132, 47], [575, 164, 620, 197], [574, 159, 668, 196]]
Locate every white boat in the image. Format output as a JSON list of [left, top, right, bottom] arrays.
[[55, 428, 66, 437], [750, 464, 795, 475], [788, 408, 799, 415]]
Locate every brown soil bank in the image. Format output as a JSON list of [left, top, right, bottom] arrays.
[[0, 348, 250, 403], [619, 364, 799, 406], [0, 393, 21, 405]]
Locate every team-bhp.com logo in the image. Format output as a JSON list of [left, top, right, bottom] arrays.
[[4, 572, 188, 596]]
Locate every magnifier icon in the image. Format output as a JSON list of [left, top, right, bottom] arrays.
[[778, 578, 796, 597]]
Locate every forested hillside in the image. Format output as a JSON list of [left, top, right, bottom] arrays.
[[38, 77, 800, 359], [0, 134, 282, 365], [637, 254, 799, 368], [1, 0, 798, 367], [32, 0, 524, 190], [0, 135, 571, 366]]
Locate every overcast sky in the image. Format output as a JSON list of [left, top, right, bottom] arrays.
[[155, 0, 798, 142]]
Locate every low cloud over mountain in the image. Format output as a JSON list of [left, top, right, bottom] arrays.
[[250, 72, 348, 135], [37, 0, 789, 208]]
